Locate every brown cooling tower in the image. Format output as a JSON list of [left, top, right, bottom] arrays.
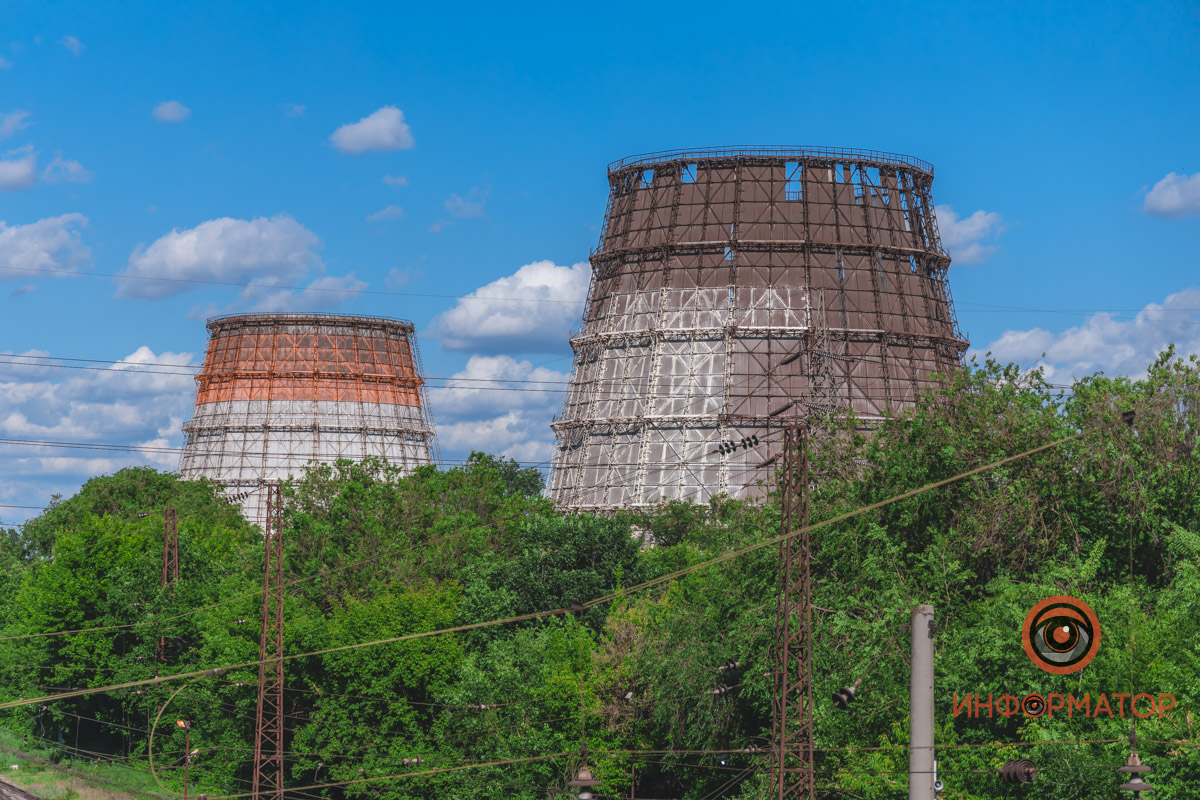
[[180, 313, 438, 524], [549, 146, 968, 511]]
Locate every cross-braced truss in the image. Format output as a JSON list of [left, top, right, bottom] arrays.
[[549, 147, 968, 511]]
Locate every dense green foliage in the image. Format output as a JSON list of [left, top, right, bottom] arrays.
[[1, 358, 1198, 799]]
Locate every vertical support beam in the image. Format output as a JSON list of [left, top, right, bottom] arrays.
[[909, 605, 935, 800], [252, 483, 285, 800], [771, 424, 814, 799]]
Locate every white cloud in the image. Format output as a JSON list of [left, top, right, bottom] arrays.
[[445, 188, 487, 218], [284, 103, 306, 118], [436, 411, 556, 464], [366, 204, 403, 222], [0, 214, 91, 277], [434, 260, 590, 353], [0, 56, 11, 69], [0, 346, 197, 520], [237, 272, 367, 313], [428, 354, 568, 417], [973, 288, 1200, 382], [429, 353, 568, 465], [0, 146, 36, 190], [0, 110, 31, 139], [152, 100, 191, 123], [935, 205, 1004, 265], [1144, 172, 1200, 218], [382, 175, 408, 187], [118, 214, 322, 299], [9, 284, 35, 298], [42, 155, 93, 183], [330, 106, 414, 154], [60, 36, 84, 56]]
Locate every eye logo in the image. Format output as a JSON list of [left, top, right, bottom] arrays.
[[1021, 595, 1101, 675]]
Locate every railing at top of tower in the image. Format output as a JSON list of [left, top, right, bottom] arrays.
[[206, 311, 417, 330], [607, 146, 934, 177]]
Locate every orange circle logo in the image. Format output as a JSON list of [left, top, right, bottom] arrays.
[[1021, 595, 1101, 674]]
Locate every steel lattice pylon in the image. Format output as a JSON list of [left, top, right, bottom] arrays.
[[771, 425, 814, 799], [252, 484, 285, 800], [157, 508, 179, 670]]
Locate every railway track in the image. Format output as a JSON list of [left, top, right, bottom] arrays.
[[0, 775, 41, 800]]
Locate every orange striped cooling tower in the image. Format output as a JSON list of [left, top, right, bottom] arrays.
[[179, 313, 438, 525]]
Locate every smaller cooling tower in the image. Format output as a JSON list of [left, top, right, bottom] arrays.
[[179, 313, 438, 525]]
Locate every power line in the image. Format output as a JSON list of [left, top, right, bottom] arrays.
[[0, 264, 587, 305], [0, 354, 574, 386], [0, 422, 1102, 713]]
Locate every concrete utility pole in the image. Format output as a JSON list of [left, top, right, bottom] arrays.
[[909, 605, 935, 799]]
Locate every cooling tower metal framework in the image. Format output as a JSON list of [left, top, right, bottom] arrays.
[[179, 313, 438, 525], [548, 146, 969, 511]]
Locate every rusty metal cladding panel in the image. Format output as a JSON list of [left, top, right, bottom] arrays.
[[549, 146, 968, 511], [179, 313, 439, 526]]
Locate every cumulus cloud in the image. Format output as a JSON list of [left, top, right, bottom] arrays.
[[0, 110, 31, 139], [330, 106, 414, 154], [118, 215, 322, 299], [382, 175, 408, 187], [428, 354, 569, 465], [0, 146, 36, 190], [1144, 172, 1200, 218], [0, 214, 91, 277], [434, 260, 590, 353], [445, 188, 488, 218], [60, 36, 85, 56], [935, 205, 1004, 265], [436, 411, 557, 464], [0, 346, 197, 521], [152, 100, 191, 123], [284, 103, 306, 118], [366, 204, 403, 222], [0, 56, 11, 69], [42, 155, 93, 183], [973, 288, 1200, 382]]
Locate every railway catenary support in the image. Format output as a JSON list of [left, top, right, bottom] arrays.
[[771, 424, 815, 799], [156, 507, 178, 673], [251, 483, 285, 800]]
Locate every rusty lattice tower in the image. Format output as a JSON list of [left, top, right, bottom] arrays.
[[179, 313, 438, 526], [549, 146, 968, 510]]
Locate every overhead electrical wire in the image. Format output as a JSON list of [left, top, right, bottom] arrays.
[[0, 422, 1104, 713], [0, 264, 587, 305]]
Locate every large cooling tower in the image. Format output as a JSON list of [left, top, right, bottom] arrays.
[[549, 146, 968, 511], [180, 313, 438, 524]]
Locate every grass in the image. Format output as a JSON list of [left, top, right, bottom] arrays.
[[0, 728, 168, 800]]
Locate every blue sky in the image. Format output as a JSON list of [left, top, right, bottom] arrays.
[[1, 1, 1198, 524]]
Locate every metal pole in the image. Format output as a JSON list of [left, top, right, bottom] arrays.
[[183, 726, 190, 800], [771, 424, 815, 799], [909, 605, 935, 800]]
